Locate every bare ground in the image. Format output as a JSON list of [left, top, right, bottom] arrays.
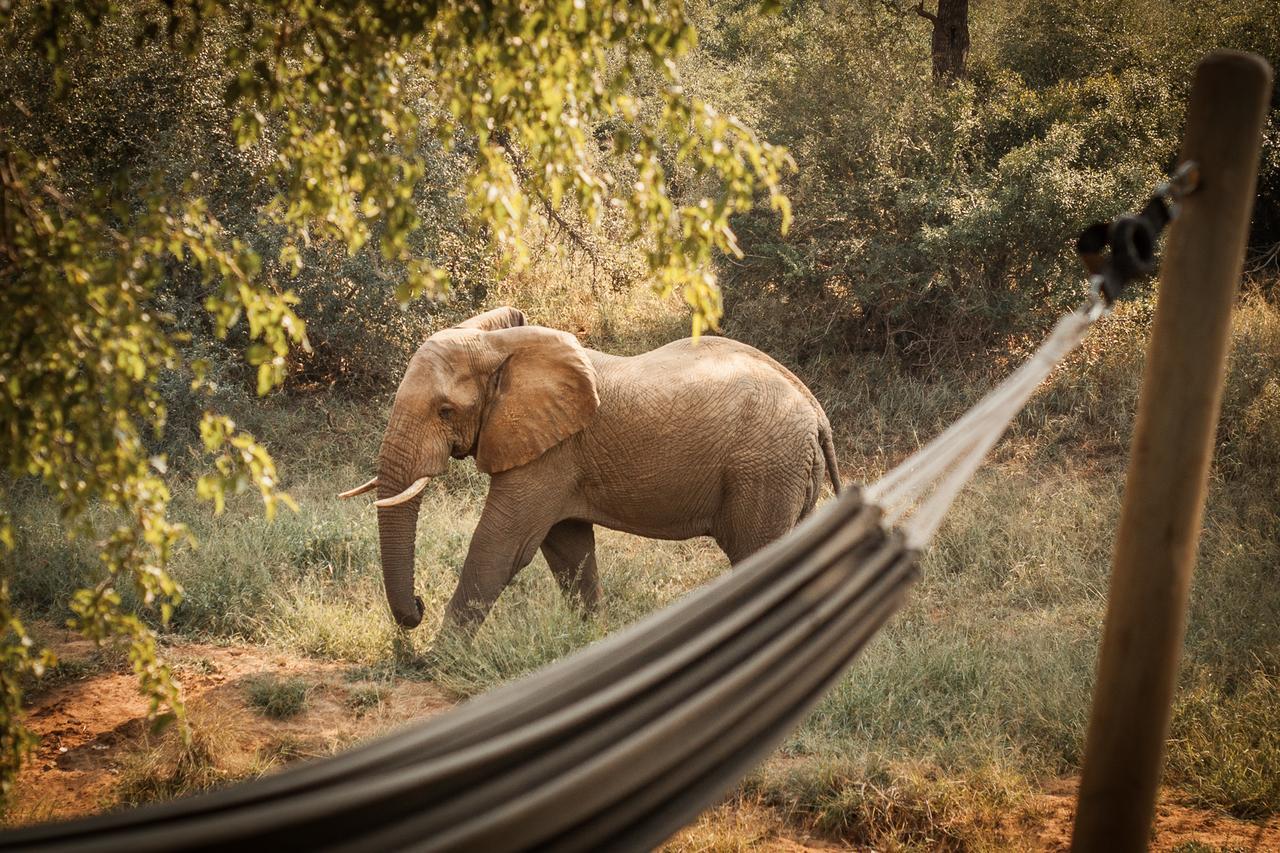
[[6, 633, 1278, 851], [6, 628, 454, 826]]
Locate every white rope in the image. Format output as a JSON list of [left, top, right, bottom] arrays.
[[868, 302, 1102, 549]]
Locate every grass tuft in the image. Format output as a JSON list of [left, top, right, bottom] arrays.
[[346, 685, 386, 717], [1168, 670, 1280, 819], [245, 676, 309, 720], [745, 756, 1027, 850], [116, 716, 232, 807]]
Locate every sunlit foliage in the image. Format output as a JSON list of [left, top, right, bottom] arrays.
[[0, 0, 790, 796]]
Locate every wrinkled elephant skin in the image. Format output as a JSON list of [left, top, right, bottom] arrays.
[[346, 306, 841, 635]]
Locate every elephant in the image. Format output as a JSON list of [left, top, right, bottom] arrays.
[[340, 306, 842, 634]]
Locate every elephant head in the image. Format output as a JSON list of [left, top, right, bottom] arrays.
[[340, 307, 599, 628]]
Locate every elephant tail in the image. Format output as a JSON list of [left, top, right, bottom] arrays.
[[819, 422, 842, 494]]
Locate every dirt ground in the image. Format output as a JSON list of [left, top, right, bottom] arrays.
[[1032, 778, 1280, 852], [6, 632, 1278, 851], [6, 628, 455, 827]]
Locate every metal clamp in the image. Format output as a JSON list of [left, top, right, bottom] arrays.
[[1077, 161, 1200, 309]]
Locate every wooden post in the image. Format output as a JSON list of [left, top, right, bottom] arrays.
[[1071, 51, 1272, 851]]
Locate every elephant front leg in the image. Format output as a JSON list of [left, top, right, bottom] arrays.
[[540, 520, 601, 613], [441, 495, 556, 637]]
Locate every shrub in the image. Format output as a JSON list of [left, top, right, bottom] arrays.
[[715, 0, 1277, 366]]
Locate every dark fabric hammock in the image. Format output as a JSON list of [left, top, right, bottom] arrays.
[[1, 488, 918, 852]]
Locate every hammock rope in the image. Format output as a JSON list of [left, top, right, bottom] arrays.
[[3, 166, 1191, 850], [871, 302, 1103, 547]]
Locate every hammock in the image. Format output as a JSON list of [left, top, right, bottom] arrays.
[[0, 306, 1095, 853], [6, 169, 1182, 849]]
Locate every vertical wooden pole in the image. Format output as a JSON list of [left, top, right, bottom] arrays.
[[1071, 51, 1272, 851]]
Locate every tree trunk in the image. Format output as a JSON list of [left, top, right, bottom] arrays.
[[1, 151, 16, 270], [916, 0, 969, 83]]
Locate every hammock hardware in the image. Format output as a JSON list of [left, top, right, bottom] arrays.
[[1077, 160, 1200, 307]]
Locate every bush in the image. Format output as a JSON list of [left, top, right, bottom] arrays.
[[714, 0, 1277, 366]]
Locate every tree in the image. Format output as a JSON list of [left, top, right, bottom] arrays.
[[915, 0, 969, 82], [0, 0, 791, 799]]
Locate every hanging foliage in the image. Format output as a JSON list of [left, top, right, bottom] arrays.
[[0, 0, 791, 798]]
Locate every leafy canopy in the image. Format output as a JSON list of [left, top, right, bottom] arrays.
[[0, 0, 790, 797]]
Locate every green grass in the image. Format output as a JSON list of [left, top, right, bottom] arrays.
[[7, 291, 1280, 846], [1169, 670, 1280, 819], [245, 676, 310, 720]]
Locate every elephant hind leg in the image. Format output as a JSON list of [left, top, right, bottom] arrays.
[[800, 432, 825, 520], [540, 519, 602, 613], [714, 517, 797, 565], [714, 435, 823, 565], [712, 482, 809, 565]]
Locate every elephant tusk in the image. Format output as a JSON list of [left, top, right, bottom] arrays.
[[373, 476, 432, 508], [338, 477, 379, 499]]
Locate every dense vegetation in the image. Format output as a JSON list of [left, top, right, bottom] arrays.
[[0, 0, 788, 794], [715, 1, 1278, 358], [4, 0, 1279, 845]]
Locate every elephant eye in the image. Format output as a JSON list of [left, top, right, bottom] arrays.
[[438, 404, 455, 420]]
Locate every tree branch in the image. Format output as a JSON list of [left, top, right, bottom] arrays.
[[495, 134, 628, 292], [915, 1, 937, 22], [496, 137, 597, 260]]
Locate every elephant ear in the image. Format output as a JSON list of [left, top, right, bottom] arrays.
[[455, 306, 526, 332], [476, 326, 599, 474]]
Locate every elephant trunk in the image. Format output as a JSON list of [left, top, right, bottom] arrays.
[[377, 497, 425, 628], [375, 429, 431, 629]]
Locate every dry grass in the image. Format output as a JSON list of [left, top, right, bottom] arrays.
[[245, 675, 310, 720], [8, 280, 1280, 847], [115, 711, 239, 807], [744, 758, 1030, 851]]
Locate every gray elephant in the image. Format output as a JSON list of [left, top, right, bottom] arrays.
[[341, 306, 841, 633]]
